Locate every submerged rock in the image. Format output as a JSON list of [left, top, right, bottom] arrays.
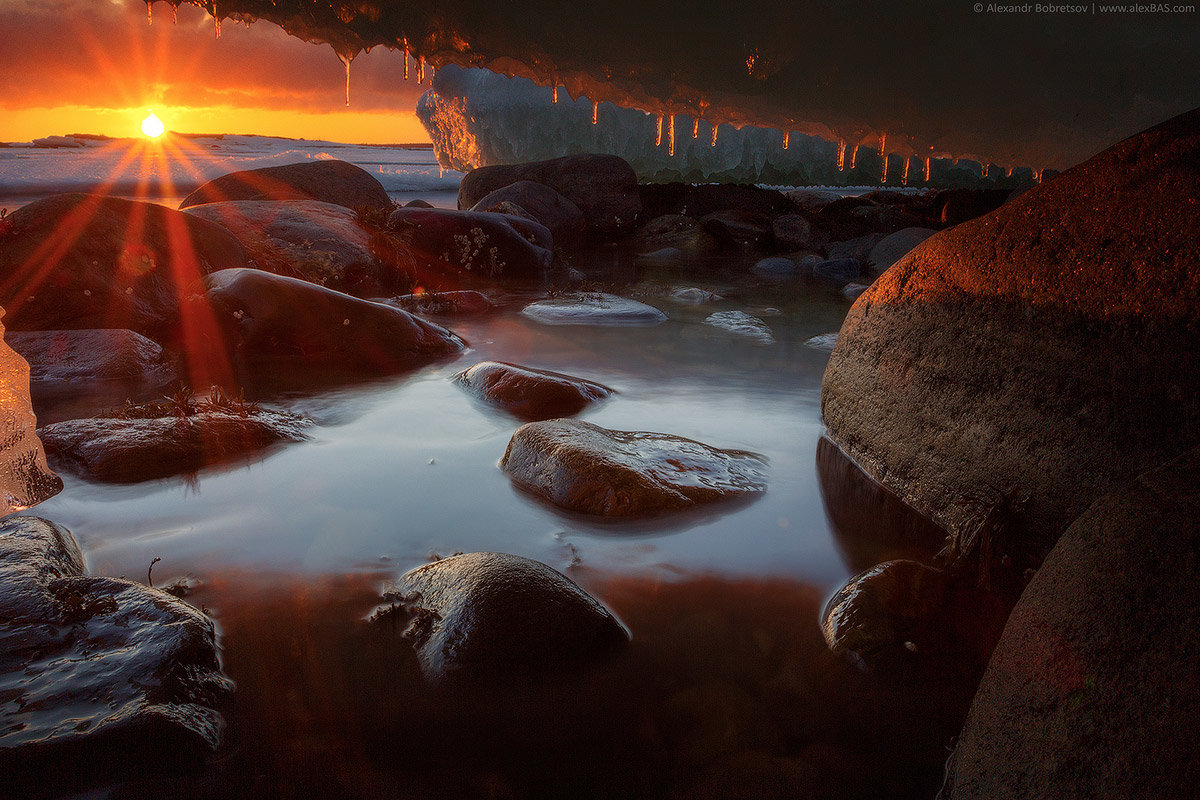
[[500, 419, 768, 517], [668, 287, 723, 304], [389, 289, 495, 316], [7, 329, 174, 388], [374, 551, 629, 683], [458, 154, 642, 240], [703, 311, 776, 345], [0, 194, 245, 340], [520, 293, 667, 326], [40, 400, 311, 483], [386, 207, 552, 282], [822, 108, 1200, 572], [184, 200, 405, 295], [454, 361, 614, 421], [470, 180, 586, 245], [0, 516, 233, 761], [179, 159, 391, 211], [804, 333, 839, 351], [945, 445, 1200, 800], [204, 268, 465, 379]]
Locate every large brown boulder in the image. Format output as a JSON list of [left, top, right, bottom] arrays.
[[821, 108, 1200, 572], [179, 159, 391, 211], [454, 361, 614, 421], [457, 154, 642, 240], [944, 445, 1200, 799], [0, 194, 245, 340], [469, 180, 586, 245]]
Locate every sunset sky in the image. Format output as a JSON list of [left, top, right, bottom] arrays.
[[0, 0, 431, 143]]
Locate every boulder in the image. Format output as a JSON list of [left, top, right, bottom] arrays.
[[633, 214, 719, 256], [458, 154, 642, 240], [204, 268, 465, 378], [785, 188, 843, 211], [500, 419, 768, 517], [184, 200, 406, 295], [454, 361, 614, 421], [771, 214, 815, 251], [386, 207, 552, 283], [812, 258, 862, 286], [703, 311, 776, 345], [701, 210, 772, 250], [7, 328, 174, 387], [824, 233, 886, 264], [389, 289, 495, 316], [179, 159, 391, 211], [945, 445, 1200, 799], [0, 194, 245, 340], [867, 227, 938, 273], [373, 552, 629, 683], [40, 398, 311, 483], [0, 317, 62, 513], [520, 293, 667, 327], [0, 516, 233, 763], [752, 256, 806, 280], [470, 180, 586, 245], [821, 108, 1200, 572]]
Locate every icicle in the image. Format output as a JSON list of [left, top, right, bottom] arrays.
[[711, 123, 719, 147], [668, 115, 675, 156], [592, 101, 599, 125], [402, 40, 409, 80], [1006, 166, 1014, 178], [655, 116, 663, 147], [552, 85, 558, 104], [692, 118, 699, 139], [339, 53, 352, 106], [212, 1, 220, 38], [836, 139, 846, 171], [924, 157, 932, 182], [1035, 168, 1043, 183], [880, 134, 888, 183], [901, 158, 910, 186], [782, 130, 790, 150], [147, 1, 152, 25], [172, 4, 177, 23], [428, 64, 435, 82], [416, 57, 425, 85], [850, 145, 860, 170]]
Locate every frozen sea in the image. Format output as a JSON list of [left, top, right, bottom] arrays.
[[0, 133, 463, 211]]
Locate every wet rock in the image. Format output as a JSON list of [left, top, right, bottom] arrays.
[[805, 333, 838, 351], [842, 283, 869, 301], [0, 516, 233, 761], [824, 233, 886, 264], [390, 289, 495, 316], [701, 210, 772, 250], [470, 180, 586, 245], [703, 311, 776, 345], [40, 398, 311, 483], [0, 194, 245, 340], [374, 552, 629, 683], [204, 268, 465, 378], [7, 329, 174, 388], [771, 214, 814, 251], [945, 446, 1200, 800], [812, 258, 861, 286], [821, 108, 1200, 572], [752, 256, 805, 280], [867, 227, 937, 273], [520, 293, 667, 326], [500, 419, 768, 517], [633, 214, 719, 256], [179, 159, 391, 211], [668, 287, 723, 304], [386, 207, 552, 283], [454, 361, 614, 421], [184, 200, 405, 295], [458, 154, 642, 240], [0, 317, 62, 513]]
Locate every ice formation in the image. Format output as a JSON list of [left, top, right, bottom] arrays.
[[417, 66, 1030, 187]]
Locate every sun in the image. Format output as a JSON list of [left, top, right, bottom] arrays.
[[141, 111, 166, 138]]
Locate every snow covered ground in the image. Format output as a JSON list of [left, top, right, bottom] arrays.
[[0, 134, 463, 211]]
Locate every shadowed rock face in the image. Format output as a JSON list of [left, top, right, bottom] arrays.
[[374, 552, 630, 684], [454, 361, 614, 421], [946, 446, 1200, 799], [0, 194, 246, 341], [152, 1, 1198, 172], [500, 419, 768, 517], [179, 159, 391, 211], [821, 108, 1200, 572], [386, 207, 553, 282], [0, 516, 233, 765]]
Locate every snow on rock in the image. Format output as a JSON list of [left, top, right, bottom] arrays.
[[520, 293, 667, 327], [703, 311, 776, 345]]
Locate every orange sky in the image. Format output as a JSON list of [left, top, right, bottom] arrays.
[[0, 0, 431, 143]]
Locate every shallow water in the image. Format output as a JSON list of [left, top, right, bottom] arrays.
[[19, 251, 964, 798]]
